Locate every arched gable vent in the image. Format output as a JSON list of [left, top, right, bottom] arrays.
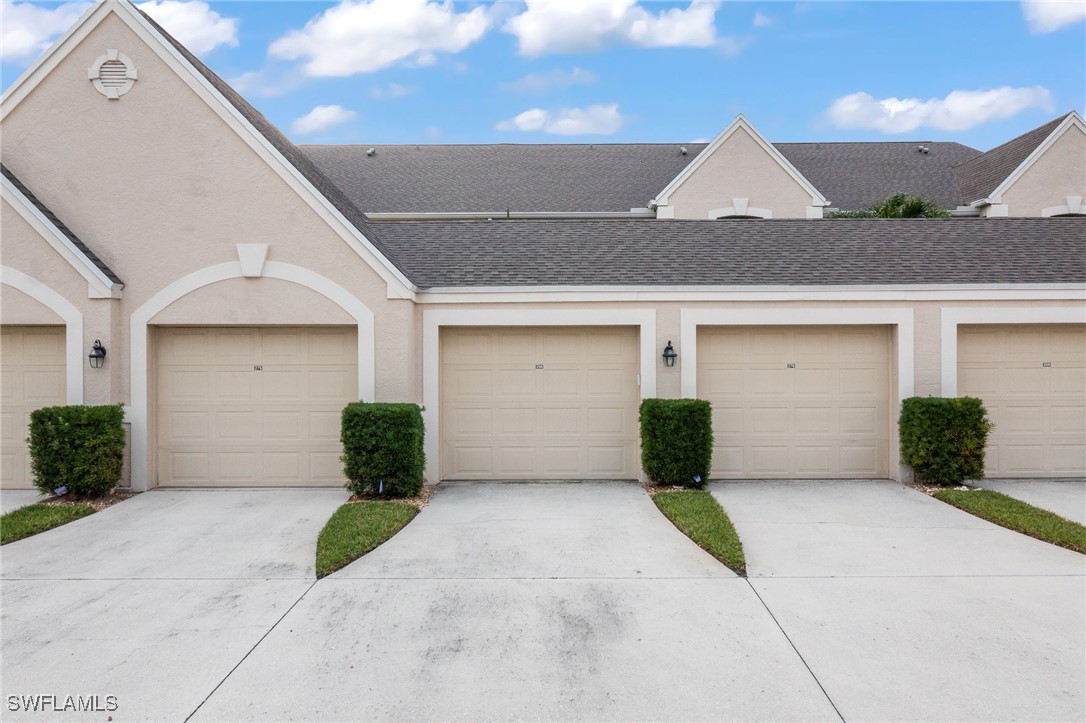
[[88, 50, 138, 99]]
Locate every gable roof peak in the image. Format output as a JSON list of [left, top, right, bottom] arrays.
[[955, 111, 1084, 205], [653, 114, 828, 207]]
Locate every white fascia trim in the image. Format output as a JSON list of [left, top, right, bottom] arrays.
[[679, 307, 914, 481], [939, 306, 1086, 397], [0, 1, 415, 300], [366, 210, 656, 221], [988, 112, 1085, 204], [1, 266, 84, 404], [1, 175, 121, 299], [422, 308, 657, 483], [128, 260, 376, 490], [416, 284, 1086, 304], [652, 115, 828, 207]]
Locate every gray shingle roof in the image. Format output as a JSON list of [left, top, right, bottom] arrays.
[[301, 140, 981, 214], [301, 143, 700, 213], [134, 7, 404, 269], [955, 113, 1071, 204], [776, 142, 981, 211], [2, 164, 123, 286], [374, 218, 1085, 289]]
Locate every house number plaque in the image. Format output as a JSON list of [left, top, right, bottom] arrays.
[[254, 365, 263, 371]]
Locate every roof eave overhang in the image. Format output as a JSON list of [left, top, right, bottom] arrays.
[[1, 173, 123, 299]]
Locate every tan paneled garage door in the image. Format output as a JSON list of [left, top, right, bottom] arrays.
[[958, 324, 1085, 477], [156, 327, 357, 486], [1, 327, 66, 489], [698, 325, 892, 479], [441, 326, 639, 479]]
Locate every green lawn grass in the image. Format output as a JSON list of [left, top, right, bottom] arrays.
[[1, 503, 95, 545], [653, 489, 746, 575], [316, 501, 419, 578], [933, 489, 1086, 555]]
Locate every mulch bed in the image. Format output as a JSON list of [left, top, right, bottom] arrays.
[[643, 483, 691, 497], [906, 482, 974, 496], [37, 489, 140, 512], [347, 484, 435, 509]]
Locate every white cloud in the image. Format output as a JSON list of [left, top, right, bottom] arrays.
[[370, 82, 415, 99], [824, 87, 1055, 133], [136, 1, 238, 54], [0, 1, 91, 62], [500, 67, 598, 93], [290, 104, 357, 135], [1021, 0, 1086, 33], [227, 66, 306, 98], [504, 0, 718, 56], [0, 1, 237, 64], [270, 0, 492, 77], [753, 11, 773, 27], [496, 103, 626, 135]]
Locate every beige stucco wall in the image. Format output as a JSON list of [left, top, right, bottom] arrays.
[[0, 286, 64, 325], [1, 197, 120, 404], [1000, 125, 1086, 216], [1, 10, 415, 485], [663, 127, 815, 219]]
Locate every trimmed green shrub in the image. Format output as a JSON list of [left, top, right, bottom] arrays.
[[341, 402, 425, 498], [899, 396, 992, 485], [640, 398, 713, 488], [28, 404, 125, 498]]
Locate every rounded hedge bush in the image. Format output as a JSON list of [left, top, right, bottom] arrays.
[[28, 404, 125, 498], [341, 402, 425, 498]]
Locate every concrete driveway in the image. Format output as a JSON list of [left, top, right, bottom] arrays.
[[1, 489, 45, 514], [1, 488, 348, 722], [974, 478, 1086, 524], [192, 483, 838, 721], [713, 480, 1086, 722]]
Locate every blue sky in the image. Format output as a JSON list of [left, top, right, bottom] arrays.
[[3, 1, 1084, 149]]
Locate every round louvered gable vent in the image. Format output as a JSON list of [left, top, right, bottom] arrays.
[[88, 50, 137, 99]]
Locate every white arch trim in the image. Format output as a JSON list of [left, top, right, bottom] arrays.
[[1, 266, 84, 403], [129, 260, 376, 490]]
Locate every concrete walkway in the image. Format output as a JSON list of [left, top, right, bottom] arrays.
[[1, 489, 45, 514], [1, 488, 348, 722], [974, 478, 1086, 524], [713, 480, 1086, 722], [193, 483, 838, 721]]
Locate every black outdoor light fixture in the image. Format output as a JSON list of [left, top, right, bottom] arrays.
[[662, 340, 678, 367], [88, 339, 107, 369]]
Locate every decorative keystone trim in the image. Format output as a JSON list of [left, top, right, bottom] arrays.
[[707, 198, 772, 219], [236, 244, 269, 277], [1041, 196, 1085, 217]]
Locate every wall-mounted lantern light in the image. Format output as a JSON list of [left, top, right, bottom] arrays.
[[662, 340, 678, 368], [88, 339, 107, 369]]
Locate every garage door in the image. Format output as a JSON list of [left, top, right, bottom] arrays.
[[958, 324, 1085, 477], [1, 326, 66, 489], [698, 325, 892, 479], [156, 327, 357, 486], [441, 326, 639, 479]]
